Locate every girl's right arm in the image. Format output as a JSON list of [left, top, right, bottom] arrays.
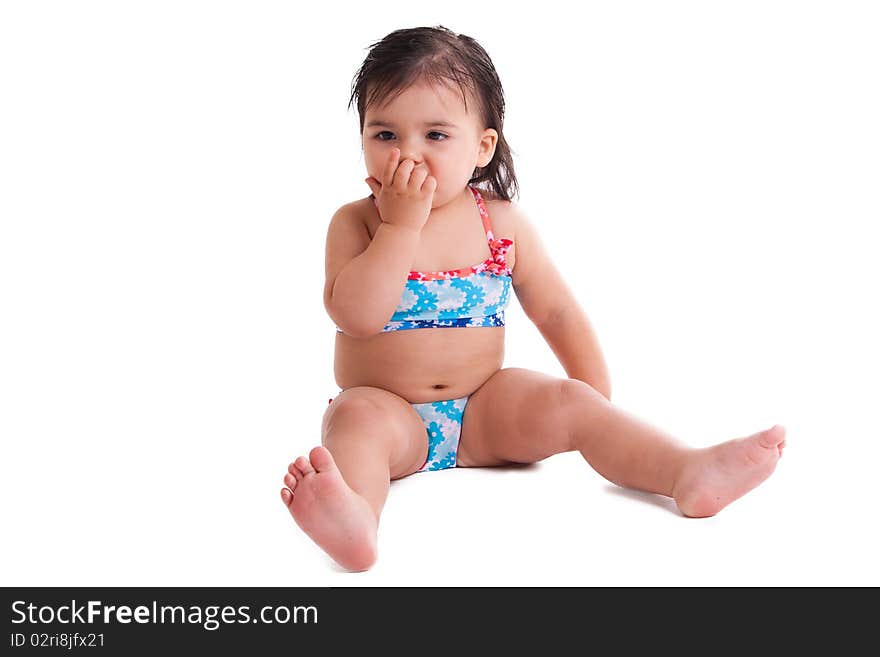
[[324, 149, 437, 337], [324, 217, 422, 337]]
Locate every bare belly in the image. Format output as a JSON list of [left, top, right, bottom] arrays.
[[333, 327, 504, 404]]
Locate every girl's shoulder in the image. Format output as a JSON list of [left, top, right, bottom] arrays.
[[473, 186, 507, 205], [475, 187, 517, 241], [349, 195, 381, 239]]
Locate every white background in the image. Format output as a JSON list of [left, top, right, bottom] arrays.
[[2, 1, 878, 586]]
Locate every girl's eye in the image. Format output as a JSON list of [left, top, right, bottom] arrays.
[[374, 131, 448, 141]]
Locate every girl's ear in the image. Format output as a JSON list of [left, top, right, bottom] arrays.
[[477, 128, 499, 167]]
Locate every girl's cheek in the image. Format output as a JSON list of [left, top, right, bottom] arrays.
[[364, 153, 381, 175]]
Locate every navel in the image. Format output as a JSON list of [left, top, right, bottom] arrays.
[[432, 384, 448, 390]]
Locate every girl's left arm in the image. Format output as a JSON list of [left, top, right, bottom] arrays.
[[534, 304, 611, 400], [511, 207, 612, 400]]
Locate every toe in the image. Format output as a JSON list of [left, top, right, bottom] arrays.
[[280, 487, 293, 507], [758, 425, 786, 449], [284, 472, 297, 490], [309, 446, 337, 473], [295, 455, 315, 476], [288, 462, 304, 480]]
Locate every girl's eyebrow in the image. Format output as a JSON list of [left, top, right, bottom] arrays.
[[365, 120, 458, 128]]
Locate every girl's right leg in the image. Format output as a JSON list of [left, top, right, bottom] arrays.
[[280, 386, 429, 571]]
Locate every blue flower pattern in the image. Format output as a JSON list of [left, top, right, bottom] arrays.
[[383, 272, 511, 332], [410, 395, 469, 472]]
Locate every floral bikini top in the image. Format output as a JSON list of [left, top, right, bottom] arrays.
[[374, 185, 514, 332]]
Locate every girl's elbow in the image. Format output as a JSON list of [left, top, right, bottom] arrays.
[[326, 307, 384, 338], [593, 376, 612, 401], [330, 316, 383, 339]]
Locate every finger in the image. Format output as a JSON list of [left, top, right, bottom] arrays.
[[365, 177, 381, 197], [391, 158, 415, 189], [422, 175, 438, 195], [408, 166, 428, 191], [382, 148, 400, 186]]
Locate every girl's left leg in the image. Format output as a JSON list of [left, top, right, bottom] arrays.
[[457, 368, 785, 517]]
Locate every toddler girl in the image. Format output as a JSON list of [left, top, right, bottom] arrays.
[[280, 26, 786, 571]]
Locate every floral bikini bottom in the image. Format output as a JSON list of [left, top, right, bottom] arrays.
[[409, 395, 469, 471]]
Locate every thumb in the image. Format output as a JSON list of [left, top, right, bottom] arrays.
[[364, 177, 381, 198]]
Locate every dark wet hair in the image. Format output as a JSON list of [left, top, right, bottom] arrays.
[[348, 26, 519, 202]]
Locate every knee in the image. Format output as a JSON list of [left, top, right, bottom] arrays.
[[516, 379, 596, 459], [322, 395, 386, 447], [327, 395, 377, 422], [556, 378, 609, 427], [524, 379, 593, 424], [557, 378, 594, 408]]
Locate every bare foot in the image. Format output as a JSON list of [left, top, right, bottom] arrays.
[[280, 446, 378, 571], [672, 425, 786, 518]]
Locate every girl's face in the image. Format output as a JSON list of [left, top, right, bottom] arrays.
[[362, 80, 498, 208]]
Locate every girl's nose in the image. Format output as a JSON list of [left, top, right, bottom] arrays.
[[399, 139, 423, 165]]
